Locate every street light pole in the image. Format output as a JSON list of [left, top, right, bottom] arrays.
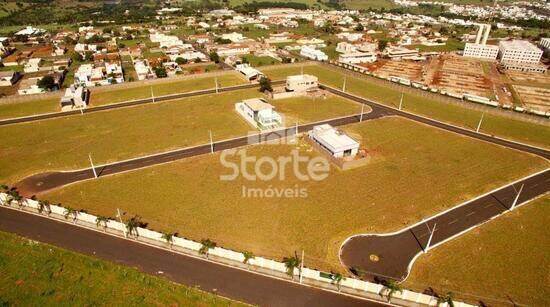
[[510, 184, 524, 211], [398, 92, 404, 110], [425, 223, 437, 252], [360, 104, 364, 122], [299, 250, 304, 284], [209, 130, 214, 154], [88, 153, 98, 178], [476, 113, 485, 133], [215, 77, 219, 94], [151, 86, 155, 103], [342, 76, 346, 92]]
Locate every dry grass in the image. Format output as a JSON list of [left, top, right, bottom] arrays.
[[404, 196, 550, 307], [42, 117, 548, 274]]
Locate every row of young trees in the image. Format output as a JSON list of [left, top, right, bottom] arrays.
[[1, 184, 454, 304]]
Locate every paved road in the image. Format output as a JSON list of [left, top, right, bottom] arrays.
[[0, 207, 385, 307], [322, 86, 550, 160], [0, 82, 282, 127], [16, 109, 390, 196], [340, 170, 550, 281]]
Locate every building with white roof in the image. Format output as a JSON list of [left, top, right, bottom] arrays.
[[285, 74, 318, 92], [309, 124, 359, 158], [498, 40, 543, 65], [235, 64, 263, 81], [15, 26, 46, 37], [60, 85, 89, 111], [235, 98, 282, 130], [339, 52, 377, 64], [463, 24, 499, 60], [300, 46, 328, 61]]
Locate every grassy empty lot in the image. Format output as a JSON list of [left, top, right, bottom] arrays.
[[263, 64, 550, 149], [0, 73, 246, 120], [0, 90, 359, 183], [0, 231, 244, 306], [405, 196, 549, 307], [42, 117, 548, 274]]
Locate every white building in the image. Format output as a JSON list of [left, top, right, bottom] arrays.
[[23, 58, 41, 73], [336, 42, 357, 53], [221, 32, 245, 43], [235, 98, 282, 130], [540, 38, 550, 50], [235, 64, 263, 81], [285, 74, 318, 92], [463, 24, 499, 60], [309, 124, 359, 158], [0, 71, 20, 86], [498, 40, 543, 65], [339, 52, 377, 64], [134, 60, 155, 81], [17, 78, 45, 95], [300, 46, 328, 61], [60, 85, 89, 111], [463, 43, 499, 60]]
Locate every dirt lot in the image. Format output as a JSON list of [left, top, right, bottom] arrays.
[[360, 59, 424, 82], [431, 56, 493, 97], [506, 71, 550, 85], [513, 85, 550, 112]]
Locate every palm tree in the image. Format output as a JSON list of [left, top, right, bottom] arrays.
[[95, 216, 109, 232], [331, 273, 345, 291], [125, 216, 141, 239], [161, 232, 175, 248], [242, 251, 255, 266], [63, 207, 79, 223], [282, 253, 301, 280], [381, 279, 403, 302], [199, 239, 216, 258], [437, 292, 455, 307], [37, 200, 52, 215]]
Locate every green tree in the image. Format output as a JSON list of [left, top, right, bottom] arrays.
[[38, 75, 56, 91], [259, 76, 272, 92], [37, 200, 52, 215], [378, 39, 388, 51], [175, 57, 188, 65], [199, 239, 217, 258], [242, 251, 255, 265], [161, 232, 175, 248], [282, 253, 301, 279], [125, 216, 141, 238], [355, 23, 364, 31], [63, 207, 79, 223], [154, 66, 167, 78], [209, 51, 220, 63], [95, 216, 109, 232], [437, 292, 454, 307], [381, 279, 402, 302], [331, 272, 345, 291]]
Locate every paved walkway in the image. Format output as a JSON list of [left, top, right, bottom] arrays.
[[340, 170, 550, 281], [0, 207, 385, 307]]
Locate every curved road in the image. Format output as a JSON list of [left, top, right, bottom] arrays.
[[0, 207, 385, 307], [340, 170, 550, 281]]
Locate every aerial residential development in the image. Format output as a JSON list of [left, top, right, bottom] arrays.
[[0, 1, 549, 306]]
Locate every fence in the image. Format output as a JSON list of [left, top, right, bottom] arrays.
[[0, 192, 474, 307], [325, 61, 550, 126]]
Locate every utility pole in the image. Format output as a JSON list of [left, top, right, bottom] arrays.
[[510, 184, 524, 211], [88, 153, 98, 178], [80, 107, 84, 115], [209, 130, 214, 154], [398, 92, 404, 110], [151, 86, 155, 103], [360, 104, 364, 122], [295, 122, 299, 136], [476, 113, 485, 133], [215, 77, 219, 94], [425, 223, 437, 252], [342, 76, 346, 92], [299, 250, 304, 284]]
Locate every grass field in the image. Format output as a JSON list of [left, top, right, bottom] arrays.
[[410, 38, 465, 52], [242, 54, 280, 67], [263, 64, 550, 149], [0, 231, 244, 306], [0, 90, 360, 183], [405, 196, 549, 307], [0, 73, 246, 120], [41, 117, 548, 274]]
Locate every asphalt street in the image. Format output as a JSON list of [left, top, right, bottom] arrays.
[[340, 170, 550, 281], [0, 207, 386, 307]]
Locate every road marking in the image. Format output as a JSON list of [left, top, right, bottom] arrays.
[[484, 203, 494, 208], [466, 211, 476, 217], [448, 219, 459, 225]]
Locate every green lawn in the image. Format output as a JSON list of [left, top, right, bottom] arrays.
[[0, 89, 360, 183], [409, 38, 465, 52], [0, 73, 247, 120], [242, 55, 280, 67], [405, 196, 550, 307], [0, 231, 244, 306], [262, 64, 550, 149], [42, 117, 548, 274]]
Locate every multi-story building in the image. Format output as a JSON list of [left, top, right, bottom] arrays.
[[498, 40, 543, 65], [463, 43, 499, 60], [539, 38, 550, 50]]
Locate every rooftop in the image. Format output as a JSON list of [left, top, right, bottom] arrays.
[[243, 98, 274, 112], [499, 40, 542, 52]]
